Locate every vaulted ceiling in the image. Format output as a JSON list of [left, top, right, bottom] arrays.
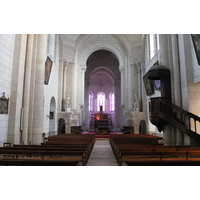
[[58, 34, 144, 63]]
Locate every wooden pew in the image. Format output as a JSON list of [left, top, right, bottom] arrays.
[[0, 149, 83, 166], [0, 134, 95, 166], [109, 134, 200, 166]]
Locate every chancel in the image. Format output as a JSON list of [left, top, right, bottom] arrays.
[[1, 34, 200, 166]]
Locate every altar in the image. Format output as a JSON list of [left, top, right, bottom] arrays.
[[93, 112, 110, 135]]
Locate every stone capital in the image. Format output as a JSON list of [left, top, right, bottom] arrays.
[[136, 62, 141, 70], [81, 64, 86, 72], [63, 60, 68, 69], [119, 66, 124, 74], [68, 62, 75, 68]]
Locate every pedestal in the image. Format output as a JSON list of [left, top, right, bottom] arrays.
[[132, 111, 146, 134]]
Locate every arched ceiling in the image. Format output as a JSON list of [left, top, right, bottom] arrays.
[[58, 34, 143, 63], [86, 50, 120, 80]]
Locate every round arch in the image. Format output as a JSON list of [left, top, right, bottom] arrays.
[[75, 34, 128, 68]]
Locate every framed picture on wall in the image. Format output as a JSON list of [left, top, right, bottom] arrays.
[[191, 34, 200, 65], [44, 56, 53, 85], [0, 93, 9, 114], [143, 75, 154, 96]]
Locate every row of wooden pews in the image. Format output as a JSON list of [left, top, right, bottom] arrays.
[[0, 134, 95, 166], [109, 134, 200, 166]]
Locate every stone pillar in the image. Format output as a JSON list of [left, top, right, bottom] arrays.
[[119, 66, 125, 108], [141, 62, 147, 113], [57, 59, 64, 111], [127, 63, 132, 110], [171, 35, 182, 106], [132, 112, 146, 134], [65, 112, 72, 134], [119, 66, 126, 128], [85, 80, 90, 130], [124, 111, 133, 127], [136, 62, 142, 109], [32, 34, 47, 144], [131, 63, 138, 110], [171, 34, 183, 145], [28, 34, 38, 144], [22, 34, 34, 144], [62, 61, 68, 111], [7, 34, 27, 145], [163, 124, 172, 145], [79, 65, 86, 126], [71, 62, 77, 110], [159, 34, 173, 145], [114, 79, 121, 130], [80, 65, 86, 106]]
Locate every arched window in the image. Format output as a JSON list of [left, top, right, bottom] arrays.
[[109, 92, 115, 112], [97, 92, 105, 111], [149, 34, 159, 59], [89, 92, 93, 111], [47, 34, 56, 60]]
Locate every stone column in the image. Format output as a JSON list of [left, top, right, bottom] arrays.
[[80, 65, 86, 106], [7, 34, 27, 145], [65, 112, 72, 134], [119, 66, 125, 108], [71, 62, 77, 110], [132, 112, 146, 134], [136, 62, 142, 111], [124, 111, 133, 127], [127, 63, 132, 110], [85, 80, 90, 130], [131, 63, 138, 110], [32, 34, 47, 144], [119, 66, 126, 128], [159, 34, 172, 145], [62, 61, 68, 111], [79, 65, 86, 126], [22, 34, 34, 144], [171, 34, 183, 145], [114, 79, 121, 130], [57, 59, 64, 111], [28, 34, 38, 144]]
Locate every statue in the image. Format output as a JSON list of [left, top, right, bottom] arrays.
[[67, 95, 71, 108], [134, 94, 139, 111], [64, 95, 71, 111]]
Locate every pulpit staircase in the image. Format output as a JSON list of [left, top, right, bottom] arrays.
[[149, 97, 200, 146]]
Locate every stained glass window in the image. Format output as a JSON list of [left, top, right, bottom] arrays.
[[110, 92, 115, 111], [89, 92, 93, 111], [97, 92, 105, 111]]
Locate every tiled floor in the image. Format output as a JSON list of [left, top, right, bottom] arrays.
[[86, 138, 118, 166]]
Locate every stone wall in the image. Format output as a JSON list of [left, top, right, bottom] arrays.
[[0, 34, 15, 146]]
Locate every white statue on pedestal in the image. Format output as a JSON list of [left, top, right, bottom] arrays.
[[65, 95, 71, 112], [134, 94, 139, 112]]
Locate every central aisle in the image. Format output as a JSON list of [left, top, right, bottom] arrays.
[[86, 138, 118, 166]]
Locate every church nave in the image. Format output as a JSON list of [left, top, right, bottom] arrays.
[[86, 138, 118, 166]]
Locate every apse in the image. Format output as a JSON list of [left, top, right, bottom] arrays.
[[85, 49, 120, 131]]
